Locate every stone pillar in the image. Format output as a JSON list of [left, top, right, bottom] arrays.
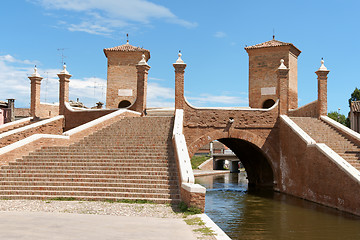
[[173, 53, 187, 110], [6, 99, 15, 122], [28, 67, 43, 119], [316, 60, 330, 117], [276, 59, 290, 115], [57, 64, 72, 115], [133, 54, 150, 115]]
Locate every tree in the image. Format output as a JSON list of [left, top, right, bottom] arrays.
[[348, 87, 360, 107], [328, 111, 349, 127]]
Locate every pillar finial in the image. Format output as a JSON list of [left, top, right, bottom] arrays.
[[60, 63, 69, 75], [175, 50, 184, 64], [138, 54, 148, 66], [278, 59, 287, 70], [318, 58, 328, 71], [31, 65, 41, 78]]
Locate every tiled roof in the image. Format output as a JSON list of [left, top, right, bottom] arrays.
[[245, 39, 301, 53], [104, 43, 150, 53], [351, 101, 360, 112]]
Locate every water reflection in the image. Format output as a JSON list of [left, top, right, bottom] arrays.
[[195, 172, 360, 240]]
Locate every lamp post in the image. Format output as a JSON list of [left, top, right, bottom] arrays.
[[338, 108, 341, 122]]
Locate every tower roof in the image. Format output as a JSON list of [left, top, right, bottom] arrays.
[[245, 39, 301, 55], [103, 42, 150, 58]]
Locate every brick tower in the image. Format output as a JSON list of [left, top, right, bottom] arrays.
[[245, 38, 301, 109], [104, 41, 150, 109]]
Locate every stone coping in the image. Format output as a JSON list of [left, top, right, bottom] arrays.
[[321, 116, 360, 142], [0, 116, 63, 139], [181, 183, 206, 194], [313, 143, 360, 182], [280, 115, 316, 145], [281, 115, 360, 183], [0, 117, 33, 131], [0, 110, 139, 158], [185, 97, 279, 111], [63, 109, 140, 136], [173, 109, 194, 184], [0, 134, 68, 156], [198, 214, 231, 240]]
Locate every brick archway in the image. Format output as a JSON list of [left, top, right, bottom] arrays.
[[188, 129, 277, 188]]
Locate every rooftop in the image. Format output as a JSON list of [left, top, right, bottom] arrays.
[[103, 41, 150, 58], [245, 38, 301, 54], [351, 101, 360, 113]]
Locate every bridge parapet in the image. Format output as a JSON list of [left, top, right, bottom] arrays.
[[280, 115, 360, 216], [172, 109, 206, 211]]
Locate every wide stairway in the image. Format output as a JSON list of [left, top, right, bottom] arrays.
[[0, 116, 180, 204], [291, 117, 360, 170]]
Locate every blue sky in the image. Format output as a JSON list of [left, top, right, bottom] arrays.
[[1, 0, 359, 115]]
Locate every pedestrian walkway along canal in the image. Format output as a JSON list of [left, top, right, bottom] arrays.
[[195, 172, 360, 240]]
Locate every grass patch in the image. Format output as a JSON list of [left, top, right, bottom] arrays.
[[179, 202, 202, 216], [191, 155, 210, 169], [194, 227, 215, 236], [50, 197, 77, 201], [103, 199, 155, 204], [184, 217, 205, 226]]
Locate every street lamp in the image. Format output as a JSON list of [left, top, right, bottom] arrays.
[[338, 108, 341, 122]]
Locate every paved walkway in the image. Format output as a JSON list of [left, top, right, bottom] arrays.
[[0, 211, 197, 240]]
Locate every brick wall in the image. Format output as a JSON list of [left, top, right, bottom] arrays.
[[0, 117, 64, 148], [288, 100, 318, 117], [38, 103, 59, 118], [246, 46, 300, 109], [63, 105, 117, 131], [279, 118, 360, 216], [180, 187, 205, 212], [105, 51, 150, 109]]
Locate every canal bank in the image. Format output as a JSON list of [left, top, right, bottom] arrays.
[[195, 172, 360, 240]]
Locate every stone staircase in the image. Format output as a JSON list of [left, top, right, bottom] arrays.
[[291, 117, 360, 170], [0, 116, 180, 204]]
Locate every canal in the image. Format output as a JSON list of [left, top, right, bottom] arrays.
[[195, 172, 360, 240]]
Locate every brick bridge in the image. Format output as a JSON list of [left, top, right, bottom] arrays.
[[0, 39, 359, 217], [171, 40, 360, 216]]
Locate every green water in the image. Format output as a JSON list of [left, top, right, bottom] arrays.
[[195, 172, 360, 240]]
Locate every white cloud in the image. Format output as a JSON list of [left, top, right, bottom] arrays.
[[0, 54, 107, 108], [33, 0, 197, 35], [214, 31, 227, 38], [187, 93, 248, 106], [147, 82, 174, 107]]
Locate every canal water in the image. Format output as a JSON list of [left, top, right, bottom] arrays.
[[195, 172, 360, 240]]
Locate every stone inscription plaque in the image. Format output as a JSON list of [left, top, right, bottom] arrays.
[[261, 87, 276, 96], [118, 89, 133, 97]]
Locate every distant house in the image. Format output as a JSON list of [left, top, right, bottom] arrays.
[[349, 101, 360, 133]]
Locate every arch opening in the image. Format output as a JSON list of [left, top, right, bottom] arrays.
[[118, 100, 131, 108], [262, 99, 275, 109], [193, 138, 274, 189]]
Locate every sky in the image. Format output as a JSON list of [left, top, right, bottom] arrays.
[[1, 0, 359, 115]]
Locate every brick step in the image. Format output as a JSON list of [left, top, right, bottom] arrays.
[[0, 195, 180, 204], [13, 159, 174, 165], [0, 190, 180, 199], [0, 185, 179, 194], [1, 169, 178, 177], [2, 166, 176, 172], [0, 177, 178, 185], [74, 141, 171, 145], [0, 173, 178, 180], [41, 146, 171, 150], [28, 152, 174, 156], [23, 154, 172, 159], [0, 181, 178, 189], [8, 161, 173, 168]]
